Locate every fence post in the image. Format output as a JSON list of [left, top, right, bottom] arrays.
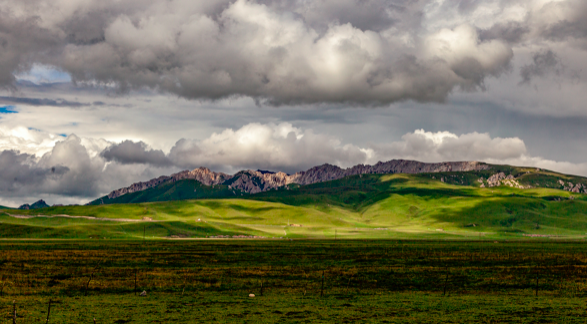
[[12, 300, 16, 324], [46, 300, 52, 324]]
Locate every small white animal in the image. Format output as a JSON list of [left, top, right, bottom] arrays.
[[140, 290, 147, 297]]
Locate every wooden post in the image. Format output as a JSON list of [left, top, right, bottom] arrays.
[[12, 300, 16, 324], [85, 273, 93, 296], [320, 270, 324, 298], [46, 300, 52, 324], [93, 318, 96, 324]]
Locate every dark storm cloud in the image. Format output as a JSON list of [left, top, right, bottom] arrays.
[[519, 49, 562, 85], [0, 10, 60, 86], [0, 96, 90, 107], [101, 140, 172, 167], [0, 150, 69, 195], [0, 134, 181, 202]]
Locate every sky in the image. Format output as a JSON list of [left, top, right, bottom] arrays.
[[1, 0, 587, 206]]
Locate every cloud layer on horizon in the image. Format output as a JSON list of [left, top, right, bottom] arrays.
[[1, 122, 586, 207]]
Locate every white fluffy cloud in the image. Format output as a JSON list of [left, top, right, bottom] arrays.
[[373, 129, 527, 162], [168, 123, 371, 173], [1, 121, 587, 206]]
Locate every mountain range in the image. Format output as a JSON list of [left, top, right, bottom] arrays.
[[86, 159, 587, 206]]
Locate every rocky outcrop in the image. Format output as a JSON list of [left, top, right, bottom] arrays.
[[18, 199, 50, 210], [558, 179, 587, 194], [293, 160, 488, 185], [227, 170, 295, 194], [480, 172, 530, 189], [105, 160, 490, 200]]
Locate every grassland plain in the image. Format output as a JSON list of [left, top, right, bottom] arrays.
[[2, 173, 587, 240], [1, 240, 587, 323]]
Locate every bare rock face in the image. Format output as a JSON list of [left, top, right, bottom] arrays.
[[293, 160, 489, 185], [107, 167, 230, 199], [105, 160, 491, 200], [227, 170, 296, 194], [170, 167, 231, 186], [480, 173, 530, 189], [107, 175, 171, 199], [556, 179, 587, 194], [486, 172, 507, 187]]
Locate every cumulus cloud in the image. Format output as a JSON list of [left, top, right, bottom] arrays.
[[101, 140, 171, 167], [0, 0, 532, 104], [168, 123, 370, 173], [0, 131, 179, 205], [373, 130, 527, 162]]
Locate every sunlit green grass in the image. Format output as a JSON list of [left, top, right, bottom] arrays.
[[2, 174, 586, 239]]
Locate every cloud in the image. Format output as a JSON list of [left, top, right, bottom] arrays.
[[101, 140, 171, 167], [519, 49, 563, 85], [0, 131, 179, 205], [373, 129, 527, 162], [0, 0, 522, 104], [0, 96, 90, 107], [0, 125, 64, 156], [168, 123, 370, 173]]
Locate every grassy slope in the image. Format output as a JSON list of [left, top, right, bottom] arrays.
[[2, 172, 587, 239]]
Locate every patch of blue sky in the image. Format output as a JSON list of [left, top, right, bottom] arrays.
[[0, 106, 18, 114], [58, 133, 67, 137], [15, 64, 71, 84]]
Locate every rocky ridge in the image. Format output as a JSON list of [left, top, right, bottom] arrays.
[[558, 179, 587, 193], [479, 172, 530, 189], [106, 160, 490, 200]]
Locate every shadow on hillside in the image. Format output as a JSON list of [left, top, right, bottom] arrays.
[[250, 175, 484, 212], [426, 196, 587, 234]]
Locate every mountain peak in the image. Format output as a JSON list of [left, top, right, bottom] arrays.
[[19, 199, 50, 210]]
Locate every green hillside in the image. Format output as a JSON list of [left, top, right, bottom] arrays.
[[3, 172, 587, 239]]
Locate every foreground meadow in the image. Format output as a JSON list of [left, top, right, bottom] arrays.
[[1, 240, 586, 323]]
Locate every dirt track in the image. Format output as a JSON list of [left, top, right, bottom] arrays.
[[4, 213, 152, 222]]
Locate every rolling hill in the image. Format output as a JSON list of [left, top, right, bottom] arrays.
[[3, 166, 587, 240]]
